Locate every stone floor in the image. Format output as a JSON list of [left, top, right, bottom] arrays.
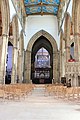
[[0, 85, 80, 120]]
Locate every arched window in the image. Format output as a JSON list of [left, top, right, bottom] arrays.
[[70, 42, 74, 59], [35, 47, 50, 68]]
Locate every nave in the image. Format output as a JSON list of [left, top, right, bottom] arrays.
[[0, 84, 80, 120]]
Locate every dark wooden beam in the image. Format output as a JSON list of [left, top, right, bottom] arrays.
[[26, 12, 57, 16]]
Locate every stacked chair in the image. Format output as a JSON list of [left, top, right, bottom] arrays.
[[0, 84, 35, 101], [45, 84, 80, 101]]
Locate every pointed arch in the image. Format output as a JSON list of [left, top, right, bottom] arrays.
[[24, 30, 59, 83], [27, 30, 58, 53]]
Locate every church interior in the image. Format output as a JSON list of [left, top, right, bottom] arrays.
[[0, 0, 80, 120], [0, 0, 80, 86]]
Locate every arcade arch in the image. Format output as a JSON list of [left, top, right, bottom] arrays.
[[24, 30, 59, 83]]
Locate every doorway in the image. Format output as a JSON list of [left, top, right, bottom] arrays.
[[25, 30, 59, 83], [31, 36, 53, 84]]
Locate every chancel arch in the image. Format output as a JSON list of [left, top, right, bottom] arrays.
[[24, 30, 59, 83], [31, 36, 53, 84]]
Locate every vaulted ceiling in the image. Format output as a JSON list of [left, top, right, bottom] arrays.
[[24, 0, 60, 16]]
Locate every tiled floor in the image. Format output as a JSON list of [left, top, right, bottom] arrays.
[[0, 85, 80, 120]]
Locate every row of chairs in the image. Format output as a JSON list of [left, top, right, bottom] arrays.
[[45, 84, 80, 101], [0, 84, 35, 101]]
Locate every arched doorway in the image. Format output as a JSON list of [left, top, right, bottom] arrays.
[[31, 36, 53, 84], [24, 30, 59, 83], [5, 41, 13, 84]]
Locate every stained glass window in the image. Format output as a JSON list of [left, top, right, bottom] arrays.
[[35, 47, 50, 68]]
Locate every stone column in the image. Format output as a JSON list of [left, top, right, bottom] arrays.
[[17, 31, 24, 83], [72, 74, 78, 87], [0, 34, 8, 84], [74, 35, 80, 61], [62, 50, 66, 77], [65, 16, 71, 62], [17, 51, 19, 82], [0, 0, 10, 84], [24, 50, 31, 83], [66, 45, 70, 62], [53, 51, 59, 83], [60, 31, 66, 79], [73, 0, 80, 61], [18, 53, 23, 83], [11, 46, 18, 84], [11, 15, 19, 84], [23, 49, 27, 83]]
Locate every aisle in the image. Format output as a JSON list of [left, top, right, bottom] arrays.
[[0, 85, 80, 120]]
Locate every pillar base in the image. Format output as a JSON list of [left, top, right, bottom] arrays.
[[0, 72, 5, 84], [11, 74, 17, 84]]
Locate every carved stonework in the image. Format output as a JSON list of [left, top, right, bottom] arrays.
[[65, 62, 80, 86]]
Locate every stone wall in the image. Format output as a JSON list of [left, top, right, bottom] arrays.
[[24, 30, 60, 83]]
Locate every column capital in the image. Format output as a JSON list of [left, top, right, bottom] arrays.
[[9, 36, 14, 40], [23, 49, 25, 51], [26, 50, 31, 53], [65, 46, 70, 49], [19, 55, 22, 57], [2, 34, 9, 38], [13, 46, 18, 49]]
